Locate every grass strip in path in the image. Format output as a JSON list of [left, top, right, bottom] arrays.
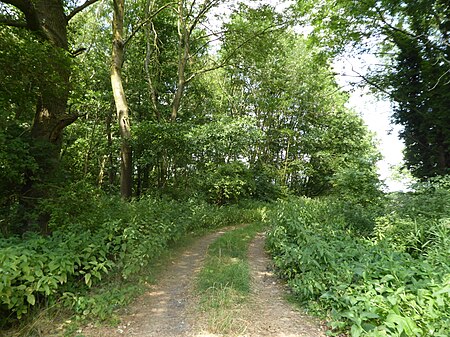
[[195, 221, 263, 335]]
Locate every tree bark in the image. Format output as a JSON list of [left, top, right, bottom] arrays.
[[106, 104, 116, 187], [144, 0, 161, 121], [111, 0, 133, 199]]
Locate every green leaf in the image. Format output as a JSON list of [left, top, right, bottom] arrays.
[[386, 314, 421, 336], [43, 284, 51, 295], [434, 286, 450, 295], [26, 293, 35, 306], [351, 324, 363, 337], [84, 273, 92, 287], [361, 311, 380, 320], [48, 260, 59, 272]]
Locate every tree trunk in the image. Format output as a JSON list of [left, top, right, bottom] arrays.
[[111, 0, 133, 199], [171, 0, 189, 122], [24, 0, 71, 172], [2, 0, 83, 232], [6, 0, 77, 147], [144, 0, 161, 121], [98, 155, 107, 187], [106, 104, 116, 187]]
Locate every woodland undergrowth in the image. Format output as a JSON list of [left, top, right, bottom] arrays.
[[0, 183, 261, 332], [267, 176, 450, 336]]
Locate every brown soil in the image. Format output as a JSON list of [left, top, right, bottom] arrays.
[[79, 229, 327, 337], [241, 232, 327, 336]]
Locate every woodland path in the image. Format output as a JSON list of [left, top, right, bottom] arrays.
[[80, 228, 327, 337]]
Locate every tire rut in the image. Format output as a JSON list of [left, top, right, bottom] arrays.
[[80, 228, 231, 337], [241, 232, 327, 337]]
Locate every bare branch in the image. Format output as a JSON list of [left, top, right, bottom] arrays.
[[187, 0, 196, 19], [184, 59, 224, 83], [428, 68, 450, 91], [66, 0, 101, 21], [191, 29, 226, 44], [188, 0, 218, 36], [123, 2, 174, 47]]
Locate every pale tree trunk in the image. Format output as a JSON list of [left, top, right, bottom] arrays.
[[97, 155, 107, 187], [111, 0, 132, 199], [144, 0, 161, 121], [171, 0, 189, 122], [141, 0, 219, 122], [170, 0, 220, 121]]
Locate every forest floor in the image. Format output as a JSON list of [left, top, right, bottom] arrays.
[[78, 228, 327, 337]]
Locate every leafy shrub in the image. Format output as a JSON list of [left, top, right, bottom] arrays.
[[250, 162, 283, 201], [266, 197, 450, 336], [0, 230, 115, 320], [330, 164, 384, 207], [202, 162, 256, 205]]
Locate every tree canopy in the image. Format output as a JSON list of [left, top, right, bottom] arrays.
[[300, 0, 450, 179], [0, 0, 448, 232]]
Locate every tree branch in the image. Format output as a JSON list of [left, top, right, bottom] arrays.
[[1, 0, 31, 13], [50, 113, 83, 142], [188, 0, 218, 36], [1, 0, 40, 30], [123, 2, 174, 47], [66, 0, 101, 21], [185, 23, 286, 84], [184, 59, 224, 83], [428, 68, 450, 91], [375, 8, 418, 40], [0, 16, 27, 27], [349, 64, 427, 118]]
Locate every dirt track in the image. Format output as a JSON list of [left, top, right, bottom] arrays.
[[80, 229, 327, 337]]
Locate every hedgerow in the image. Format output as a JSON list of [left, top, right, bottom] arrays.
[[266, 186, 450, 336]]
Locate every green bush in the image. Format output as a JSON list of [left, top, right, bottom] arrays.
[[202, 162, 256, 205], [374, 175, 450, 256], [266, 196, 450, 336], [250, 162, 283, 201]]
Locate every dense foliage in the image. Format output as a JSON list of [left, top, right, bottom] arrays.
[[300, 0, 450, 179], [267, 177, 450, 336], [0, 186, 260, 326], [0, 1, 381, 235], [0, 0, 449, 335]]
